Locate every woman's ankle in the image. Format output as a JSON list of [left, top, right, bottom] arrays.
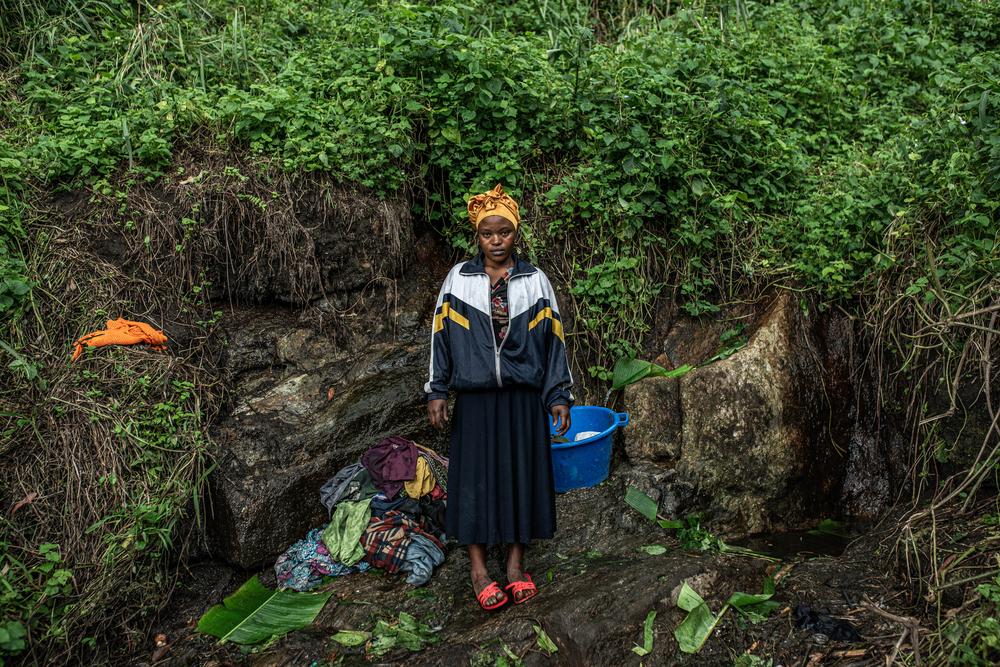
[[505, 544, 526, 580]]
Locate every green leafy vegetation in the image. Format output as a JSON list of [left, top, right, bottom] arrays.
[[625, 485, 660, 521], [631, 609, 656, 656], [1, 357, 211, 661], [533, 624, 559, 655], [609, 326, 745, 388], [674, 582, 721, 654], [471, 641, 524, 667], [1, 0, 995, 346], [626, 486, 778, 560], [331, 629, 370, 647], [939, 572, 1000, 665], [733, 653, 773, 667], [674, 578, 778, 654], [368, 612, 441, 657], [0, 542, 71, 663]]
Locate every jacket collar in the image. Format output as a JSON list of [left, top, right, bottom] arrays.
[[460, 252, 538, 278]]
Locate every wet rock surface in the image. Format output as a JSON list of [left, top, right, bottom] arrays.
[[624, 292, 864, 533], [153, 466, 908, 667], [205, 258, 449, 568], [207, 336, 430, 568]]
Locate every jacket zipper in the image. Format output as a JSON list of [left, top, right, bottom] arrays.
[[489, 269, 523, 387]]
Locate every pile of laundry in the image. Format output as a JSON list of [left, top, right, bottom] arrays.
[[274, 436, 449, 592]]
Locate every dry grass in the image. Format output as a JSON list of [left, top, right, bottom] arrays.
[[0, 144, 411, 662], [859, 228, 1000, 664]]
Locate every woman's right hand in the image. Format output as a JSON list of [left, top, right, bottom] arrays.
[[427, 399, 449, 431]]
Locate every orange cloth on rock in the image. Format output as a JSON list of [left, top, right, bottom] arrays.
[[71, 318, 168, 362], [467, 183, 520, 229]]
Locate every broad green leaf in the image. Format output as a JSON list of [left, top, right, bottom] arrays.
[[612, 357, 652, 390], [674, 583, 727, 653], [691, 177, 705, 196], [728, 577, 779, 623], [675, 602, 722, 653], [370, 634, 398, 656], [625, 486, 658, 521], [736, 600, 781, 624], [676, 581, 707, 612], [632, 610, 656, 656], [728, 597, 768, 612], [331, 630, 370, 646], [533, 624, 558, 655], [613, 358, 694, 390], [395, 627, 426, 651], [640, 544, 667, 555], [197, 575, 332, 645], [654, 363, 694, 379], [727, 576, 775, 609], [0, 620, 27, 652]]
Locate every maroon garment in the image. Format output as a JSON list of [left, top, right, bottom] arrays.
[[361, 436, 418, 500]]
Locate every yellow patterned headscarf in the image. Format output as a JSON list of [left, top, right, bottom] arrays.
[[467, 184, 520, 229]]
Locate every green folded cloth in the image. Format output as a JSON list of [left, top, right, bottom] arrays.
[[321, 498, 372, 566]]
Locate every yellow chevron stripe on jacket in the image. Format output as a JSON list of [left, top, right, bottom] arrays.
[[432, 302, 470, 333], [527, 307, 564, 342]]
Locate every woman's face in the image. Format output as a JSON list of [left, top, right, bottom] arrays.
[[477, 215, 517, 266]]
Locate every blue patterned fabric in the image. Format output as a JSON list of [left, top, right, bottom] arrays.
[[274, 527, 369, 591]]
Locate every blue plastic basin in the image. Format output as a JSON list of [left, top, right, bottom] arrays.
[[550, 406, 630, 492]]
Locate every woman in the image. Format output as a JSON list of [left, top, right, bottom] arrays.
[[426, 184, 573, 610]]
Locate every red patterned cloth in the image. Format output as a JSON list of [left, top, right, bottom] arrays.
[[360, 510, 444, 574]]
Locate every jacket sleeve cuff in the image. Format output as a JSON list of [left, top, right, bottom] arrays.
[[545, 391, 573, 411], [426, 391, 449, 402]]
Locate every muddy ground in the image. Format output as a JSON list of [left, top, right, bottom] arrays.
[[146, 468, 919, 667]]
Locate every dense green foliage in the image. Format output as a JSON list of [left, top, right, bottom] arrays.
[[0, 0, 997, 661], [1, 0, 997, 356]]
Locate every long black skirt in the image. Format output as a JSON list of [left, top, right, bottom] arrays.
[[446, 386, 557, 545]]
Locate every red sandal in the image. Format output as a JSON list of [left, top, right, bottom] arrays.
[[505, 573, 538, 604], [475, 580, 509, 611]]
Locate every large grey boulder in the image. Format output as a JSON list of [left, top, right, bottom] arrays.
[[203, 219, 452, 568], [623, 292, 852, 533], [206, 306, 439, 568]]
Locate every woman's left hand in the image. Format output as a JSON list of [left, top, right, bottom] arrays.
[[550, 404, 571, 436]]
